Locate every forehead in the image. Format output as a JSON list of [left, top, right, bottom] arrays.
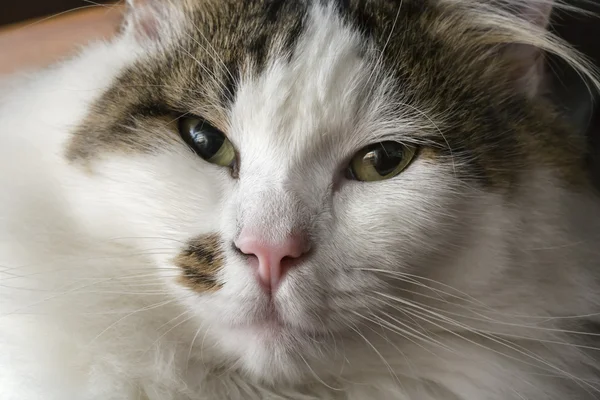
[[70, 1, 418, 160], [229, 4, 388, 158], [67, 0, 586, 188], [181, 1, 433, 172]]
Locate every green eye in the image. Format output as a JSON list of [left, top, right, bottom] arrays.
[[348, 141, 416, 182], [178, 117, 236, 167]]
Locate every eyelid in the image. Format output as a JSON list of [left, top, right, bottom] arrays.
[[179, 113, 231, 139]]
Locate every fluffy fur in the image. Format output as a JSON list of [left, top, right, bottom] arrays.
[[1, 1, 600, 399]]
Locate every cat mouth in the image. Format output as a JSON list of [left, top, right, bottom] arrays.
[[232, 321, 329, 344], [228, 319, 288, 342], [231, 310, 331, 342], [225, 303, 311, 337], [216, 293, 331, 340], [242, 303, 285, 331]]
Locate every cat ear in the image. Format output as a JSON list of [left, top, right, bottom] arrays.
[[123, 0, 161, 41], [123, 0, 183, 44], [517, 0, 554, 28], [502, 0, 555, 97]]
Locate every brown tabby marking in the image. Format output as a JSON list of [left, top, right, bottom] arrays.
[[67, 0, 589, 191], [175, 234, 224, 292]]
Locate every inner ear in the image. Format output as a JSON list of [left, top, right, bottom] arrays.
[[503, 43, 548, 98], [500, 1, 555, 97], [123, 0, 175, 43], [517, 1, 554, 28]]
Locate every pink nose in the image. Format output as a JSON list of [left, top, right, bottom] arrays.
[[235, 232, 309, 291]]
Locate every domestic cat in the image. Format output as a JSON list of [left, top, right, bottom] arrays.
[[1, 0, 600, 399]]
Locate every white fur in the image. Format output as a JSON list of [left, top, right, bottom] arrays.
[[1, 2, 600, 400]]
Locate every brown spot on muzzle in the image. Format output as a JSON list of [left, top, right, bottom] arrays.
[[175, 234, 224, 292]]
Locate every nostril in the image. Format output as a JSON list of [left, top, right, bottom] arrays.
[[231, 242, 247, 256], [280, 254, 304, 272], [233, 232, 312, 290], [232, 242, 260, 265], [286, 244, 305, 259], [234, 236, 310, 260]]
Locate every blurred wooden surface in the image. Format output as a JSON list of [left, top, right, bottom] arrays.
[[1, 1, 114, 27], [0, 5, 124, 76]]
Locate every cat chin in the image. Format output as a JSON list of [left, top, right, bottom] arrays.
[[202, 314, 334, 385], [228, 336, 324, 385]]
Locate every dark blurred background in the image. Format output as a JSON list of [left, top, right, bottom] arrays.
[[548, 0, 600, 186], [1, 1, 113, 27]]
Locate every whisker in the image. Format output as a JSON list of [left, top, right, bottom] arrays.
[[0, 248, 179, 276], [188, 19, 236, 85], [352, 309, 451, 367], [400, 306, 600, 395], [356, 268, 489, 308], [172, 44, 229, 94], [373, 292, 600, 394], [368, 280, 600, 338], [363, 0, 403, 91], [186, 323, 208, 375], [107, 236, 188, 245], [346, 322, 402, 387], [143, 312, 196, 357], [297, 352, 344, 392], [11, 4, 115, 33], [89, 298, 177, 345]]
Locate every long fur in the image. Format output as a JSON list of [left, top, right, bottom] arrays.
[[1, 1, 600, 399]]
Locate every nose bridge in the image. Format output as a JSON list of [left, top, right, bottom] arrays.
[[238, 181, 310, 243], [235, 178, 314, 291]]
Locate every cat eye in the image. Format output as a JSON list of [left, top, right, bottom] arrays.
[[348, 141, 416, 182], [178, 117, 236, 168]]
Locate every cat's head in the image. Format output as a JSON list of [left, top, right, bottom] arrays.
[[65, 0, 597, 384]]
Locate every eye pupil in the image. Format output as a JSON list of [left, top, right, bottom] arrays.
[[178, 117, 237, 168], [349, 141, 416, 182], [365, 144, 405, 177], [192, 127, 225, 160]]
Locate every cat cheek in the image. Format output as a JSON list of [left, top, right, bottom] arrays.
[[174, 233, 225, 293]]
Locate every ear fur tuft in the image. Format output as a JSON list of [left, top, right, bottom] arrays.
[[503, 0, 555, 97], [123, 0, 184, 44]]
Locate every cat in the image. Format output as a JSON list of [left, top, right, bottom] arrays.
[[1, 0, 600, 399]]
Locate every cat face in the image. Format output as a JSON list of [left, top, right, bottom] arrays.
[[65, 0, 588, 384]]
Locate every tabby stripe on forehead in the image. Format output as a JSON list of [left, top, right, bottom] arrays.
[[264, 1, 288, 22], [66, 0, 585, 189], [331, 0, 351, 13], [222, 61, 240, 106]]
